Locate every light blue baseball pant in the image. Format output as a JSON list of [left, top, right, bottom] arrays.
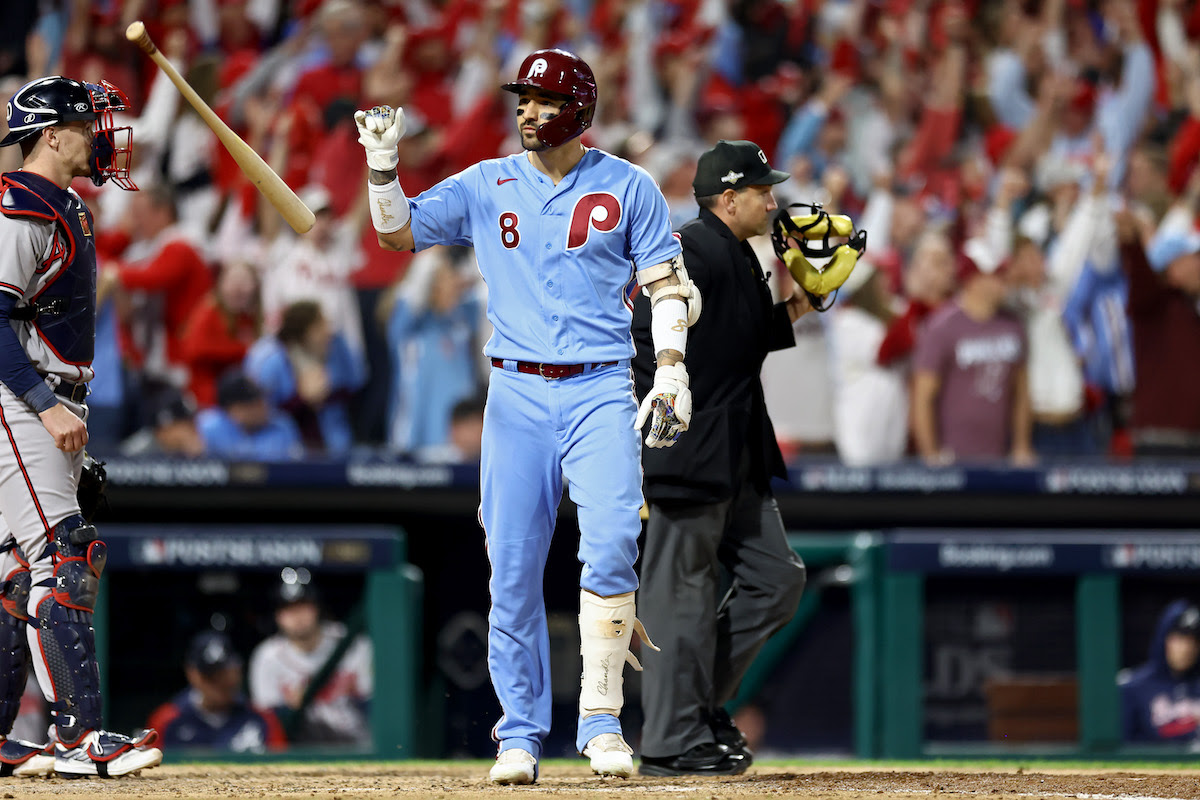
[[480, 360, 643, 759]]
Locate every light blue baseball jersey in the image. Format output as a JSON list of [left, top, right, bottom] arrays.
[[408, 149, 681, 363]]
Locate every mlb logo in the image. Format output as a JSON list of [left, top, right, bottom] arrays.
[[78, 212, 91, 237]]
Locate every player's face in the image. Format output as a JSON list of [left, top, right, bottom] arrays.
[[276, 600, 321, 642], [190, 664, 242, 712], [515, 89, 568, 151], [50, 120, 95, 177], [1165, 632, 1199, 674]]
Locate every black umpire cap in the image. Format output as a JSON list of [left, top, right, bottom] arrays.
[[692, 139, 789, 197]]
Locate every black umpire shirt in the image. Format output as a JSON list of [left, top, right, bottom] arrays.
[[632, 207, 796, 505]]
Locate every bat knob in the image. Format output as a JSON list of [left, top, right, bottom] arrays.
[[125, 21, 157, 55]]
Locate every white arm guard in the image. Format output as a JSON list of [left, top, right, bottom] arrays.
[[369, 177, 410, 234], [637, 253, 702, 327], [650, 297, 688, 358]]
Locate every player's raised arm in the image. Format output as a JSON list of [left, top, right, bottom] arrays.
[[355, 104, 414, 252], [634, 253, 702, 448]]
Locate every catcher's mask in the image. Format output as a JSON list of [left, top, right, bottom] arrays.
[[502, 49, 597, 148], [0, 76, 136, 190], [770, 202, 867, 311]]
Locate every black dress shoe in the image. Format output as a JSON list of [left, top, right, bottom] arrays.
[[638, 742, 750, 777], [708, 707, 753, 757]]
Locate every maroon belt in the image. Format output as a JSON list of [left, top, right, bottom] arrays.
[[491, 359, 617, 380]]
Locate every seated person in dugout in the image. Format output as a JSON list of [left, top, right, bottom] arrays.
[[148, 630, 286, 753], [1120, 600, 1200, 742]]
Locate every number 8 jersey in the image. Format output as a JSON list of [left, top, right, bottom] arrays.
[[408, 149, 681, 365]]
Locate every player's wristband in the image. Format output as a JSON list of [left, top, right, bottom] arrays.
[[22, 382, 57, 413], [650, 297, 688, 358], [368, 176, 410, 234]]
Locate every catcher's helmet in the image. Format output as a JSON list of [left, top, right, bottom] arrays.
[[0, 76, 137, 189], [502, 49, 597, 148]]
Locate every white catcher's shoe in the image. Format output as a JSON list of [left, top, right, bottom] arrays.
[[55, 729, 163, 778], [489, 747, 537, 785], [584, 732, 633, 778], [0, 738, 54, 777]]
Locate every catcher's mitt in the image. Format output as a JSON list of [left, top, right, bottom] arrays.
[[78, 451, 108, 523], [770, 202, 867, 311]]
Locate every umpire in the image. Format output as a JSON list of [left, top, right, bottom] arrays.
[[632, 140, 809, 776]]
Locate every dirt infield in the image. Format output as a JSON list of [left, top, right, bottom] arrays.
[[2, 763, 1200, 800]]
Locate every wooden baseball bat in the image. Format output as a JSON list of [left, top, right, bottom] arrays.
[[125, 21, 315, 234]]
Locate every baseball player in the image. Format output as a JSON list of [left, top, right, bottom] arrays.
[[0, 76, 162, 777], [356, 49, 700, 783]]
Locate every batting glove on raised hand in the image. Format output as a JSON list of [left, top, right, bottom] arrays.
[[635, 362, 692, 448], [354, 105, 406, 171]]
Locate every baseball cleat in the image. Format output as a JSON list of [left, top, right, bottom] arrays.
[[0, 738, 54, 777], [54, 729, 163, 778], [583, 732, 633, 778], [489, 747, 537, 784]]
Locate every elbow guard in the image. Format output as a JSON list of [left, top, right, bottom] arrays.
[[637, 253, 702, 327]]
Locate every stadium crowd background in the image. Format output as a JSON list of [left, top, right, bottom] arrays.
[[2, 0, 1200, 466]]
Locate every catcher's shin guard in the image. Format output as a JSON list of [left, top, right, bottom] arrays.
[[0, 539, 33, 737], [578, 591, 659, 718], [31, 516, 105, 744], [0, 564, 32, 737]]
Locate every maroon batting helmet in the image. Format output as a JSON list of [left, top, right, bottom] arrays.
[[502, 49, 597, 148]]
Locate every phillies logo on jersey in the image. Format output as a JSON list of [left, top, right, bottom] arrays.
[[527, 59, 548, 79], [567, 193, 622, 250]]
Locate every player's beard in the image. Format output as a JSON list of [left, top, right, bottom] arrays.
[[520, 127, 546, 152]]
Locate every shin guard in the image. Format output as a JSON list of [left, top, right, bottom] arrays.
[[31, 516, 105, 745], [578, 591, 659, 719], [0, 557, 31, 736]]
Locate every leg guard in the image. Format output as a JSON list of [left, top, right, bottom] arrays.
[[50, 518, 105, 613], [0, 540, 32, 738], [29, 516, 104, 745], [578, 590, 658, 719]]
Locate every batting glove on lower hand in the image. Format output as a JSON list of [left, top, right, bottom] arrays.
[[354, 105, 406, 171], [635, 362, 692, 448]]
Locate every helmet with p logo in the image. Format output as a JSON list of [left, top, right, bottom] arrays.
[[501, 49, 597, 148]]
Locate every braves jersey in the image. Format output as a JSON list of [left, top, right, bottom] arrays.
[[247, 622, 372, 746], [0, 171, 97, 383], [147, 689, 286, 753], [408, 149, 681, 363]]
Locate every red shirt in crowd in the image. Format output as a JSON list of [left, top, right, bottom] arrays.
[[116, 238, 213, 373], [1121, 241, 1200, 435], [179, 297, 260, 408]]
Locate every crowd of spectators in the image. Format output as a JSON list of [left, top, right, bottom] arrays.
[[3, 0, 1200, 466]]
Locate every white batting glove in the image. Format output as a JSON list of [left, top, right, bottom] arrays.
[[354, 105, 406, 172], [635, 362, 692, 448]]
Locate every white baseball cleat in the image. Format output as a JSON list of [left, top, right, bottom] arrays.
[[584, 732, 633, 778], [0, 738, 54, 777], [54, 730, 163, 778], [489, 747, 537, 785]]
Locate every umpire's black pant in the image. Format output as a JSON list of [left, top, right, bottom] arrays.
[[637, 460, 807, 758]]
